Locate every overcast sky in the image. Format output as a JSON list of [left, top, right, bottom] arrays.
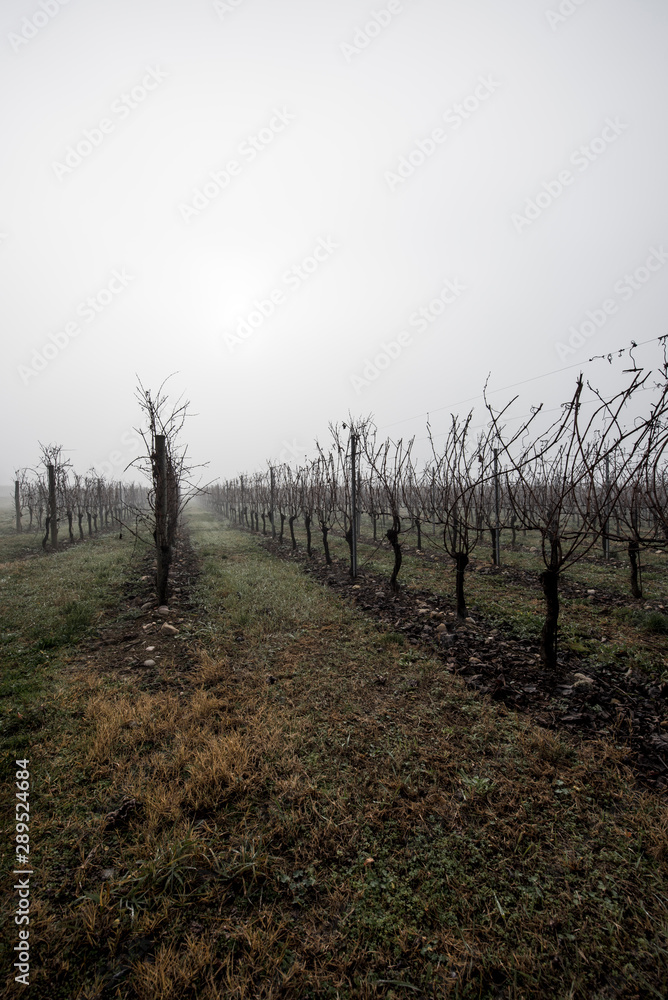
[[2, 0, 668, 485]]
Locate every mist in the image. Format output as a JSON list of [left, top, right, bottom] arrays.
[[2, 0, 667, 486]]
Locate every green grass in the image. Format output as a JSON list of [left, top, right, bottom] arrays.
[[0, 525, 139, 777], [258, 512, 668, 681], [0, 507, 666, 998], [0, 526, 134, 687]]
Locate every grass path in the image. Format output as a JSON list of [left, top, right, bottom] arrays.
[[0, 508, 666, 998], [265, 514, 668, 679]]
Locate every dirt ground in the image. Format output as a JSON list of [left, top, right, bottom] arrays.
[[76, 525, 667, 798], [260, 536, 668, 798]]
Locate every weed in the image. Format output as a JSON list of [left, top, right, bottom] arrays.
[[644, 611, 668, 634], [380, 631, 405, 647]]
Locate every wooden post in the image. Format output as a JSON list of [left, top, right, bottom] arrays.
[[350, 431, 357, 578], [155, 435, 168, 603], [603, 454, 610, 560], [14, 481, 22, 533], [97, 480, 103, 532], [493, 448, 501, 566], [356, 469, 361, 539], [270, 467, 276, 538], [48, 464, 58, 550]]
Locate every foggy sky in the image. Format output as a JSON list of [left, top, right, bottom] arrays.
[[2, 0, 668, 486]]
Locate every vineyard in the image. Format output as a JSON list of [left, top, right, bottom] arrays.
[[11, 444, 147, 551], [1, 370, 668, 999], [207, 371, 668, 667]]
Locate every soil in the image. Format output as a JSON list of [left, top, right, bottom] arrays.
[[260, 535, 668, 798], [72, 533, 203, 690], [70, 523, 668, 797]]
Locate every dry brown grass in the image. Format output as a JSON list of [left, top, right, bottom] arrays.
[[1, 510, 667, 999]]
